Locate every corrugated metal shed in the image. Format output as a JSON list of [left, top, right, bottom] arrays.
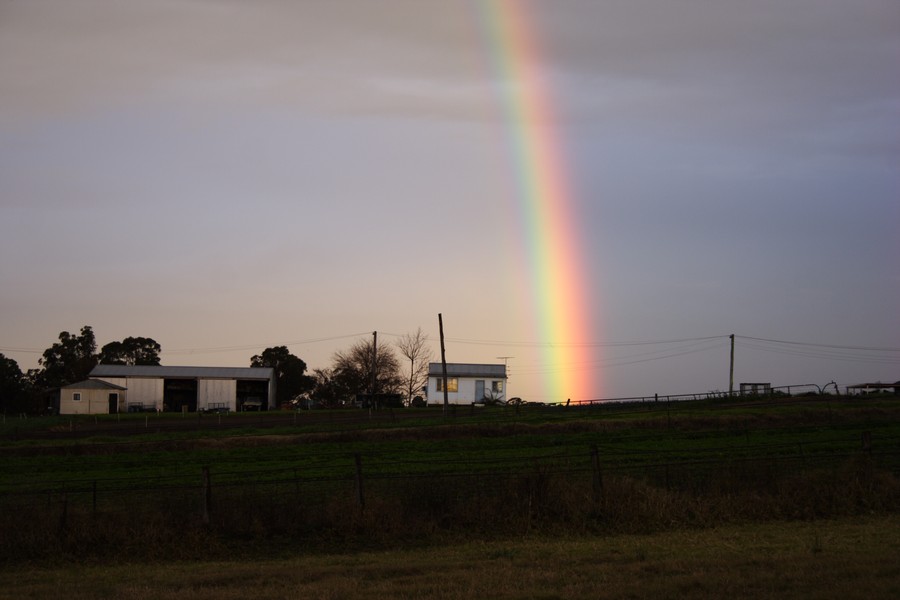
[[427, 363, 506, 378], [90, 365, 274, 380]]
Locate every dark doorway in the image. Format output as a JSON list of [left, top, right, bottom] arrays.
[[237, 380, 269, 411], [164, 379, 198, 412], [108, 393, 119, 414]]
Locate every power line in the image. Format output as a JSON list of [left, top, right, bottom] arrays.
[[737, 339, 899, 366], [163, 332, 372, 355], [735, 335, 900, 353], [0, 346, 43, 354], [380, 334, 729, 349], [508, 338, 726, 375]]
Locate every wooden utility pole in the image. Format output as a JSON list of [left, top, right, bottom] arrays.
[[439, 313, 448, 413], [729, 334, 735, 397], [370, 331, 378, 412]]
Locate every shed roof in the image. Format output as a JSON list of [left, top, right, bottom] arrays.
[[90, 365, 274, 380], [847, 381, 900, 389], [62, 379, 127, 391], [427, 363, 507, 379]]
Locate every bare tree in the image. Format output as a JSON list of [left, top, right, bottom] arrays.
[[332, 337, 404, 399], [395, 327, 433, 406]]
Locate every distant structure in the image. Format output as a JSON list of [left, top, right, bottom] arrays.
[[58, 365, 276, 415], [426, 363, 507, 405], [739, 382, 772, 396], [846, 381, 900, 395], [59, 379, 127, 415]]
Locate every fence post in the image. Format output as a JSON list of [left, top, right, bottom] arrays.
[[861, 431, 872, 455], [58, 493, 68, 535], [201, 466, 212, 525], [590, 445, 603, 503], [354, 453, 365, 513]]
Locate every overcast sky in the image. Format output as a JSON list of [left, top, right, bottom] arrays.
[[1, 0, 898, 401]]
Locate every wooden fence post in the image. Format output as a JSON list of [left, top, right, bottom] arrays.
[[58, 493, 68, 535], [862, 431, 872, 455], [354, 453, 365, 513], [201, 466, 212, 525], [590, 445, 603, 502]]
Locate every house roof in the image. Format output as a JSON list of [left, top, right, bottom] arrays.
[[62, 379, 127, 391], [427, 363, 507, 379], [90, 364, 275, 380]]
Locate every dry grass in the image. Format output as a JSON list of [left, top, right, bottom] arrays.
[[3, 516, 899, 600]]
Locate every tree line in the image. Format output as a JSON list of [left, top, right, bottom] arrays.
[[0, 326, 433, 414]]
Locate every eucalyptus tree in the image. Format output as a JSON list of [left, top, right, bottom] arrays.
[[0, 353, 26, 413], [36, 325, 98, 388], [98, 336, 162, 366], [250, 346, 314, 406]]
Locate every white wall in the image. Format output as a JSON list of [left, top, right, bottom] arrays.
[[198, 379, 236, 410], [90, 375, 273, 411], [427, 376, 506, 405], [59, 388, 123, 415], [96, 377, 163, 411]]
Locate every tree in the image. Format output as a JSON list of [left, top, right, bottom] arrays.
[[0, 354, 26, 413], [331, 337, 403, 400], [308, 367, 355, 408], [98, 336, 162, 366], [37, 325, 98, 388], [250, 346, 314, 407], [395, 327, 433, 406]]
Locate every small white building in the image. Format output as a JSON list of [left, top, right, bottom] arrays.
[[426, 363, 507, 405], [60, 379, 128, 415], [87, 365, 276, 413]]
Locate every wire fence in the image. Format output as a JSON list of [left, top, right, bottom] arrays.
[[2, 390, 898, 563], [1, 436, 898, 565], [3, 431, 897, 525]]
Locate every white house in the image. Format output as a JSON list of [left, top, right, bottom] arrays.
[[87, 365, 276, 413], [426, 363, 507, 405]]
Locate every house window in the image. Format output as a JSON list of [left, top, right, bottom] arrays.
[[73, 392, 82, 401], [492, 381, 503, 394], [436, 377, 458, 392]]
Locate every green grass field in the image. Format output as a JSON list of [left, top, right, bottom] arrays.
[[1, 395, 898, 597]]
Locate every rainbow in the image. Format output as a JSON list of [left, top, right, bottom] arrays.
[[476, 1, 599, 402]]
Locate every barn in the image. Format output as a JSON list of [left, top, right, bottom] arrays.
[[86, 364, 276, 413], [426, 363, 507, 405]]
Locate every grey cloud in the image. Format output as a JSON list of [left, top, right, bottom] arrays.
[[0, 0, 491, 120]]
